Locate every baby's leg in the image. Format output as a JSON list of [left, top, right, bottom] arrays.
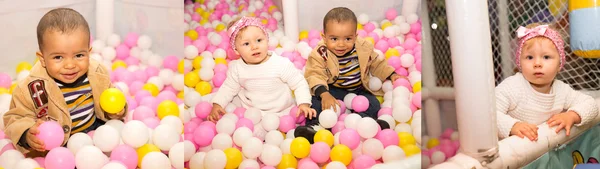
[[306, 86, 348, 125]]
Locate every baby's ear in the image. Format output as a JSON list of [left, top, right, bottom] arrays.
[[36, 52, 45, 67]]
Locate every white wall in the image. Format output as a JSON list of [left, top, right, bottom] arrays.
[[0, 0, 182, 78]]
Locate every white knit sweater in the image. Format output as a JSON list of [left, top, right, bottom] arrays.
[[496, 73, 598, 139], [211, 52, 312, 116]]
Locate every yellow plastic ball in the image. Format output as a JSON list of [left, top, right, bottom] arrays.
[[278, 154, 298, 169], [201, 11, 210, 19], [100, 88, 126, 114], [184, 72, 200, 87], [401, 144, 421, 157], [178, 60, 186, 74], [9, 83, 16, 94], [357, 24, 363, 30], [299, 30, 309, 40], [200, 19, 209, 25], [407, 117, 413, 125], [214, 58, 227, 65], [195, 81, 212, 96], [385, 48, 400, 59], [376, 96, 384, 104], [0, 88, 9, 95], [238, 5, 245, 12], [157, 100, 180, 119], [290, 137, 311, 158], [185, 30, 199, 41], [195, 7, 204, 14], [177, 91, 184, 99], [16, 62, 32, 74], [413, 81, 422, 93], [193, 57, 203, 69], [330, 145, 352, 165], [268, 5, 277, 13], [381, 21, 393, 30], [215, 24, 226, 32], [398, 132, 416, 147], [136, 144, 161, 167], [261, 19, 268, 25], [142, 83, 160, 96], [427, 138, 440, 149], [314, 129, 334, 147], [111, 60, 128, 70], [364, 37, 375, 45], [224, 148, 243, 169], [249, 13, 255, 17]]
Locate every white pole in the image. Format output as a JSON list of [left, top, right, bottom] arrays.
[[96, 0, 114, 42], [282, 0, 299, 43], [497, 0, 514, 79], [402, 0, 420, 16], [445, 0, 499, 163], [420, 0, 443, 138]]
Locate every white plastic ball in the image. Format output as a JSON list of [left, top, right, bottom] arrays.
[[369, 77, 383, 91], [274, 48, 285, 56], [184, 45, 199, 59], [239, 159, 260, 169], [76, 146, 109, 169], [127, 65, 139, 72], [17, 70, 30, 82], [200, 57, 215, 68], [393, 86, 411, 99], [378, 115, 396, 129], [325, 161, 347, 169], [407, 13, 419, 24], [209, 35, 222, 46], [204, 150, 226, 169], [147, 77, 164, 92], [160, 115, 184, 133], [265, 130, 284, 146], [381, 101, 392, 108], [274, 30, 285, 39], [273, 11, 283, 21], [242, 137, 263, 159], [451, 132, 460, 141], [200, 51, 213, 58], [422, 155, 431, 168], [180, 106, 192, 123], [384, 92, 393, 102], [183, 141, 196, 162], [392, 104, 412, 123], [91, 40, 106, 53], [409, 72, 421, 85], [101, 47, 117, 61], [184, 13, 192, 22], [172, 74, 185, 91], [216, 118, 236, 135], [358, 13, 369, 24], [248, 5, 256, 12], [233, 127, 253, 147], [121, 120, 149, 148], [334, 132, 341, 145], [343, 93, 357, 109], [431, 151, 446, 164], [394, 15, 406, 25], [211, 133, 233, 150], [91, 53, 103, 62], [344, 113, 362, 129], [140, 50, 153, 62], [153, 124, 179, 151], [221, 14, 232, 24], [93, 125, 120, 152], [400, 54, 415, 68], [280, 138, 293, 154], [254, 0, 264, 9], [319, 109, 338, 128], [384, 27, 396, 38], [286, 129, 295, 139], [382, 145, 406, 163], [374, 49, 385, 60], [0, 150, 24, 169], [158, 69, 175, 85], [112, 82, 129, 96], [148, 54, 163, 68], [184, 92, 201, 108], [67, 132, 93, 154], [14, 158, 40, 169], [169, 142, 185, 169], [260, 144, 282, 166], [382, 81, 394, 93], [393, 25, 403, 36], [106, 34, 121, 47], [199, 68, 214, 81], [373, 29, 383, 38], [282, 41, 296, 52], [394, 123, 412, 133], [225, 103, 236, 113], [213, 49, 226, 59], [268, 36, 279, 47], [356, 117, 379, 138], [261, 113, 280, 131], [222, 113, 239, 122], [362, 138, 384, 160], [189, 152, 206, 169], [399, 22, 411, 34], [147, 129, 154, 144]]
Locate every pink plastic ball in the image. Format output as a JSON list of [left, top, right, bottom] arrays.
[[0, 144, 14, 154], [351, 95, 369, 113], [193, 40, 207, 53], [337, 114, 348, 122], [162, 55, 180, 72], [393, 78, 412, 91], [368, 32, 380, 44], [140, 97, 160, 111], [206, 46, 217, 53], [184, 37, 192, 46], [395, 67, 408, 77], [212, 72, 227, 88], [184, 121, 199, 134], [110, 145, 138, 169], [162, 85, 178, 94], [298, 158, 319, 169], [331, 121, 345, 135], [34, 157, 45, 168], [309, 39, 320, 48], [452, 140, 460, 149], [357, 30, 367, 37], [218, 41, 230, 50], [403, 38, 418, 50], [416, 32, 422, 41], [293, 61, 304, 70], [118, 70, 135, 86], [388, 37, 400, 48], [0, 73, 11, 89], [125, 97, 138, 112], [412, 92, 421, 108], [385, 8, 398, 21], [441, 128, 455, 139], [145, 66, 160, 77], [227, 48, 239, 60], [339, 129, 360, 149], [309, 142, 330, 163], [439, 145, 456, 160], [375, 40, 389, 53], [142, 117, 160, 129], [278, 115, 296, 133], [233, 107, 246, 118], [289, 106, 304, 124], [156, 91, 177, 102], [124, 57, 140, 66], [410, 22, 422, 35], [214, 64, 228, 73], [410, 104, 417, 113], [124, 32, 139, 48], [337, 100, 346, 113], [405, 33, 416, 40], [363, 22, 376, 33], [133, 70, 148, 83], [36, 121, 65, 150], [378, 107, 392, 117], [375, 129, 399, 148], [353, 155, 376, 169], [194, 125, 215, 147], [387, 56, 401, 69], [191, 13, 200, 21], [45, 147, 75, 169], [415, 59, 422, 72], [308, 30, 320, 40], [200, 121, 217, 133], [134, 90, 151, 103], [235, 118, 254, 131], [195, 102, 213, 119]]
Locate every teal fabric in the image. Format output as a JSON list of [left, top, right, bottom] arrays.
[[524, 126, 600, 169]]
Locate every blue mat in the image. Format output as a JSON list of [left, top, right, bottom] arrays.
[[524, 126, 600, 169]]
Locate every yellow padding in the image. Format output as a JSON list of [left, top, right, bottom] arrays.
[[573, 49, 600, 58], [569, 0, 600, 11]]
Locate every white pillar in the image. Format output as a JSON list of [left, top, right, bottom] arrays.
[[96, 0, 114, 42], [402, 0, 420, 16], [420, 2, 442, 138], [282, 0, 299, 43], [445, 0, 499, 163]]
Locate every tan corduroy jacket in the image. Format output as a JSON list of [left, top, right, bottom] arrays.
[[304, 38, 396, 96], [3, 59, 125, 154]]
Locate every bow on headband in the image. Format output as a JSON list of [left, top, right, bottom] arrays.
[[516, 25, 549, 38]]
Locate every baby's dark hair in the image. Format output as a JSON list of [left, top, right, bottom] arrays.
[[323, 7, 357, 32], [37, 8, 90, 51]]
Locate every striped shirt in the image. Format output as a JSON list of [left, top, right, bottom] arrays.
[[333, 47, 362, 90], [56, 74, 96, 134]]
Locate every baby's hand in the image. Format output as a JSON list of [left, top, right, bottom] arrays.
[[390, 74, 405, 82], [547, 111, 581, 136], [510, 121, 538, 141], [208, 104, 226, 122], [26, 119, 46, 152], [106, 109, 126, 120], [297, 104, 317, 120]]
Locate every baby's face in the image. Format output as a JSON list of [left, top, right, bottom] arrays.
[[322, 20, 357, 56], [519, 38, 560, 89], [37, 27, 90, 84], [234, 26, 269, 64]]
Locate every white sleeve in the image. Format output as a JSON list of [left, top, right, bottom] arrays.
[[211, 62, 241, 107], [496, 81, 520, 139], [562, 83, 599, 126], [279, 59, 312, 106]]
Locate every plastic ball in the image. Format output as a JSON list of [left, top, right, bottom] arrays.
[[199, 68, 214, 81], [382, 145, 405, 163], [343, 93, 357, 109], [261, 113, 280, 131], [107, 34, 121, 47], [242, 137, 263, 159], [195, 81, 212, 96], [260, 144, 283, 166], [93, 125, 120, 152], [351, 95, 369, 113], [204, 149, 226, 169], [209, 34, 222, 46], [121, 120, 149, 148], [343, 113, 362, 129], [356, 117, 379, 139], [232, 127, 253, 147], [278, 115, 296, 133], [67, 133, 93, 154], [15, 158, 41, 169], [339, 129, 360, 150], [398, 132, 417, 147], [76, 145, 109, 169], [110, 145, 138, 169], [314, 129, 334, 147], [45, 147, 74, 169], [330, 144, 352, 165], [36, 121, 65, 150], [290, 137, 311, 158]]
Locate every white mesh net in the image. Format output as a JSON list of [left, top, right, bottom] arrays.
[[428, 0, 600, 97]]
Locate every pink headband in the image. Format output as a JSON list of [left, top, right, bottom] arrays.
[[515, 25, 566, 70], [227, 16, 269, 51]]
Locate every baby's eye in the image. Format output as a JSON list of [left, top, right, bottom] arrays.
[[525, 55, 533, 60], [257, 39, 262, 42], [243, 42, 249, 46], [53, 56, 63, 60], [543, 55, 551, 59], [346, 38, 352, 41], [76, 54, 85, 58], [331, 38, 337, 41]]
